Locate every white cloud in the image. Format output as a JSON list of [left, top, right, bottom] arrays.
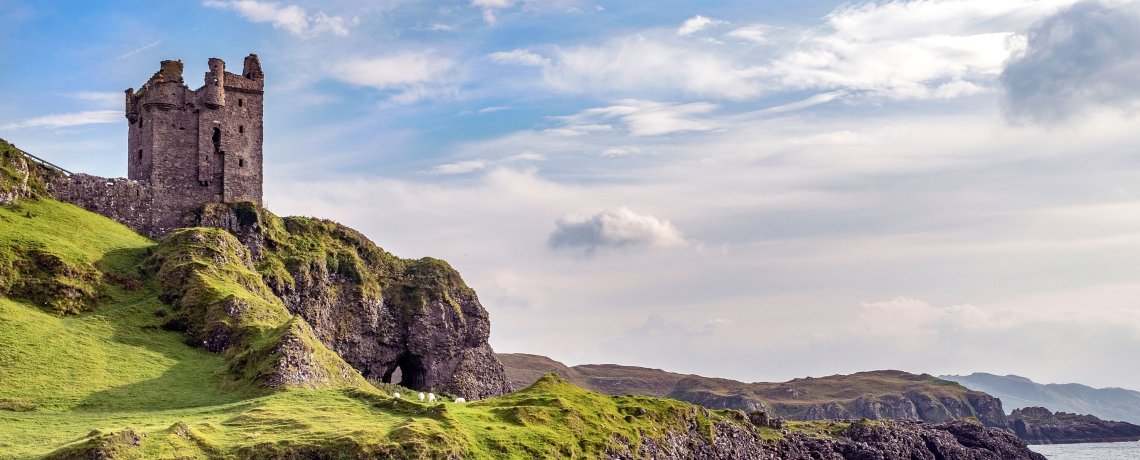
[[677, 15, 727, 36], [473, 0, 514, 24], [203, 0, 352, 37], [544, 35, 765, 100], [725, 25, 766, 44], [0, 110, 120, 130], [488, 49, 549, 66], [478, 106, 511, 113], [553, 99, 719, 136], [535, 1, 1087, 102], [1001, 1, 1140, 123], [430, 160, 491, 175], [428, 152, 542, 175], [334, 53, 454, 88], [548, 207, 687, 253], [472, 0, 513, 7], [330, 53, 458, 103], [600, 146, 643, 157]]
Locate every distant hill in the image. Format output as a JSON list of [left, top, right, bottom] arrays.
[[941, 373, 1140, 425], [498, 353, 1008, 428]]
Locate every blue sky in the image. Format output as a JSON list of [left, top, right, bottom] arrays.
[[4, 0, 1140, 390]]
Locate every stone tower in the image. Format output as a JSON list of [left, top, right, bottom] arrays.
[[123, 54, 265, 235]]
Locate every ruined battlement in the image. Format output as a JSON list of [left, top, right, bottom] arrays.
[[53, 54, 265, 238]]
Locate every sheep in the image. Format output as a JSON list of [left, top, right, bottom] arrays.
[[454, 397, 466, 403], [418, 392, 426, 402], [428, 393, 437, 403], [392, 392, 401, 399]]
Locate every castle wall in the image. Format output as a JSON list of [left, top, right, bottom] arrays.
[[53, 54, 264, 239], [219, 84, 263, 204], [48, 174, 156, 236]]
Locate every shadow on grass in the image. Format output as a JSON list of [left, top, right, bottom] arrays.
[[75, 248, 250, 412]]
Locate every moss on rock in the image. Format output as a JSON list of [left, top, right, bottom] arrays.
[[144, 227, 366, 391]]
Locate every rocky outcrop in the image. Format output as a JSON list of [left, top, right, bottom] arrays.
[[145, 227, 366, 391], [1009, 406, 1140, 444], [189, 202, 511, 400], [606, 417, 1046, 460], [0, 140, 58, 206]]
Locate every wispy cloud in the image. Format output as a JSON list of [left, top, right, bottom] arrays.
[[67, 91, 122, 108], [488, 49, 549, 66], [472, 0, 514, 25], [0, 110, 120, 130], [203, 0, 353, 37], [554, 99, 719, 136], [678, 15, 727, 36], [725, 25, 766, 44], [429, 152, 542, 175], [116, 40, 162, 60], [330, 52, 459, 104]]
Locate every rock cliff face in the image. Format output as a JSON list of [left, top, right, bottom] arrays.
[[0, 140, 57, 206], [1009, 406, 1140, 444], [190, 202, 510, 399], [145, 227, 367, 390], [605, 416, 1045, 460]]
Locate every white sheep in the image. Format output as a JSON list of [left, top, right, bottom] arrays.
[[454, 397, 466, 403], [428, 393, 437, 403], [392, 392, 401, 399], [418, 392, 426, 402]]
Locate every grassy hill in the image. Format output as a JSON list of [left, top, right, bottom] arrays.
[[0, 142, 1047, 459], [498, 353, 1008, 427]]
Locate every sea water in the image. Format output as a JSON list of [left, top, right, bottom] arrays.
[[1029, 440, 1140, 459]]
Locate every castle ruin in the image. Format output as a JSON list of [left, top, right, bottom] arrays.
[[52, 54, 265, 237]]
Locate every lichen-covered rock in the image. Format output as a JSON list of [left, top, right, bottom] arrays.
[[145, 227, 367, 391], [190, 203, 511, 400], [606, 418, 1046, 460], [0, 139, 58, 206]]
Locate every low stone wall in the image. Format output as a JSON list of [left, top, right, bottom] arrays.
[[49, 174, 157, 237]]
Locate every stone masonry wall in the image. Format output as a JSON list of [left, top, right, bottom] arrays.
[[51, 55, 266, 239], [48, 174, 157, 236]]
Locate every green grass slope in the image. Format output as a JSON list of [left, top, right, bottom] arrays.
[[0, 195, 772, 459]]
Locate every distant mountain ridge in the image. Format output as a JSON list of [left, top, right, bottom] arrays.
[[498, 353, 1009, 428], [941, 373, 1140, 425]]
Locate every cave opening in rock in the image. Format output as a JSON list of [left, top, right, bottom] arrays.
[[381, 353, 428, 390]]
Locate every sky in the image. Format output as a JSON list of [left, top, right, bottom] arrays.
[[3, 0, 1140, 390]]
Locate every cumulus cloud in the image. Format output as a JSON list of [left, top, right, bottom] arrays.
[[678, 15, 727, 36], [0, 110, 120, 130], [548, 207, 687, 253], [1001, 1, 1140, 123]]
